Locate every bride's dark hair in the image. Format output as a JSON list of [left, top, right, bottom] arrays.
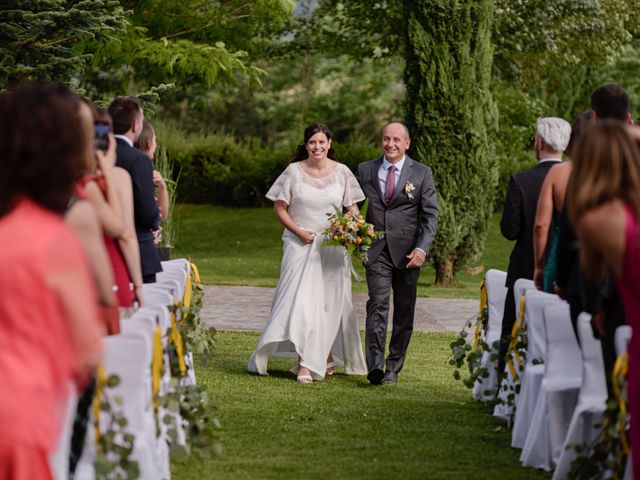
[[289, 123, 338, 162]]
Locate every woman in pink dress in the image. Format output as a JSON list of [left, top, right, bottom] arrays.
[[0, 83, 103, 479], [567, 121, 640, 478]]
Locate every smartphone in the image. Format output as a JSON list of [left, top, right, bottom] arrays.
[[95, 122, 111, 151]]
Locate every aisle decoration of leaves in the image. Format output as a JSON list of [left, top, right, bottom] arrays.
[[159, 262, 221, 459], [569, 352, 629, 479], [92, 368, 140, 480], [449, 280, 496, 393]]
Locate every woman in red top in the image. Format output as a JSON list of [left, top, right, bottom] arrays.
[[76, 101, 145, 317]]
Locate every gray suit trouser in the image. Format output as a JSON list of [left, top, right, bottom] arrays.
[[365, 245, 420, 374]]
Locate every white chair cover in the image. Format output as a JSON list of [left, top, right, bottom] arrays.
[[494, 278, 537, 421], [615, 325, 633, 357], [143, 284, 174, 308], [155, 278, 182, 302], [511, 290, 562, 448], [616, 326, 634, 480], [120, 314, 172, 479], [552, 313, 608, 480], [49, 382, 78, 480], [76, 334, 168, 480], [157, 269, 188, 299], [143, 283, 197, 386], [161, 258, 190, 274], [472, 269, 508, 401], [520, 303, 581, 470]]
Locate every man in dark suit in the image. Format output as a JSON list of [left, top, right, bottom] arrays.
[[356, 123, 439, 385], [108, 97, 162, 283], [498, 117, 571, 372]]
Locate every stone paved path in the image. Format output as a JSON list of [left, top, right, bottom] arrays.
[[202, 285, 477, 333]]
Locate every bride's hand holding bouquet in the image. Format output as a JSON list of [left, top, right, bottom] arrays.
[[322, 200, 383, 263]]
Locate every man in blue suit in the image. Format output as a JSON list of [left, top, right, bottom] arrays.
[[108, 97, 162, 283]]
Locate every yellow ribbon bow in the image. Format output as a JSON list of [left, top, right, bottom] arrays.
[[92, 365, 108, 441], [152, 325, 164, 409], [612, 351, 629, 454], [183, 261, 201, 308], [507, 295, 526, 380], [472, 280, 488, 352], [170, 302, 187, 377]]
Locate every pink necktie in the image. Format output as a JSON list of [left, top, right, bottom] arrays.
[[384, 165, 397, 204]]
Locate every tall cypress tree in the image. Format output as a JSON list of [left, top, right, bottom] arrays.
[[404, 0, 497, 285]]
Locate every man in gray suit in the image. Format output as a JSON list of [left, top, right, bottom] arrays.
[[356, 123, 439, 385]]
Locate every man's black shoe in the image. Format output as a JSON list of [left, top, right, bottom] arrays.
[[367, 368, 384, 385]]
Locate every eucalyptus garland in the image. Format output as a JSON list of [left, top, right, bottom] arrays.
[[160, 263, 221, 460], [449, 290, 499, 396], [93, 373, 140, 480], [569, 354, 629, 479]]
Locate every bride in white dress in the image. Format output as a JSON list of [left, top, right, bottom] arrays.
[[247, 124, 367, 383]]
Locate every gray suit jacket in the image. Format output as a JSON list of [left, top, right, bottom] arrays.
[[356, 155, 439, 268]]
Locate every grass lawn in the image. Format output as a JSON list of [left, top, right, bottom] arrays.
[[173, 204, 513, 299], [172, 331, 549, 480]]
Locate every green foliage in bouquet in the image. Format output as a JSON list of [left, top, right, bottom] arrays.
[[322, 199, 383, 263]]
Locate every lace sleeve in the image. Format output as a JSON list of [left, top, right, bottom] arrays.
[[266, 165, 293, 204], [341, 165, 366, 207]]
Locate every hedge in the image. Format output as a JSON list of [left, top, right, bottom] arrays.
[[163, 129, 379, 206]]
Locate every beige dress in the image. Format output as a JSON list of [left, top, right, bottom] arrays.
[[247, 162, 367, 379]]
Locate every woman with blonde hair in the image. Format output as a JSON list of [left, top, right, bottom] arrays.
[[567, 120, 640, 478]]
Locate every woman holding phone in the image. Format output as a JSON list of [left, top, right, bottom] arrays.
[[75, 101, 144, 318]]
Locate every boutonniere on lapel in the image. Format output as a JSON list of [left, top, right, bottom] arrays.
[[404, 181, 416, 199]]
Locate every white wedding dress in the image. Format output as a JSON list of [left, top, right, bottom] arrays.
[[247, 162, 368, 380]]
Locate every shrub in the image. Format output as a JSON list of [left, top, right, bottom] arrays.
[[163, 126, 380, 206]]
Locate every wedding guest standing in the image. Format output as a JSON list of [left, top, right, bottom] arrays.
[[356, 122, 439, 385], [568, 122, 640, 480], [0, 82, 102, 479], [108, 97, 162, 283], [136, 121, 169, 222], [497, 117, 570, 372], [248, 124, 367, 383], [533, 113, 590, 292]]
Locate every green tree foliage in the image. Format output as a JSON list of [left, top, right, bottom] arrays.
[[79, 0, 295, 101], [493, 0, 639, 101], [404, 0, 497, 285], [0, 0, 127, 89]]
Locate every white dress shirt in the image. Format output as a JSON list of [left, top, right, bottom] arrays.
[[378, 155, 406, 196], [114, 134, 134, 147]]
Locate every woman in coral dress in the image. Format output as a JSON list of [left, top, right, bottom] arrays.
[[0, 83, 102, 480]]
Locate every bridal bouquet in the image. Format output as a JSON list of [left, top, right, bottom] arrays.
[[322, 200, 384, 263]]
